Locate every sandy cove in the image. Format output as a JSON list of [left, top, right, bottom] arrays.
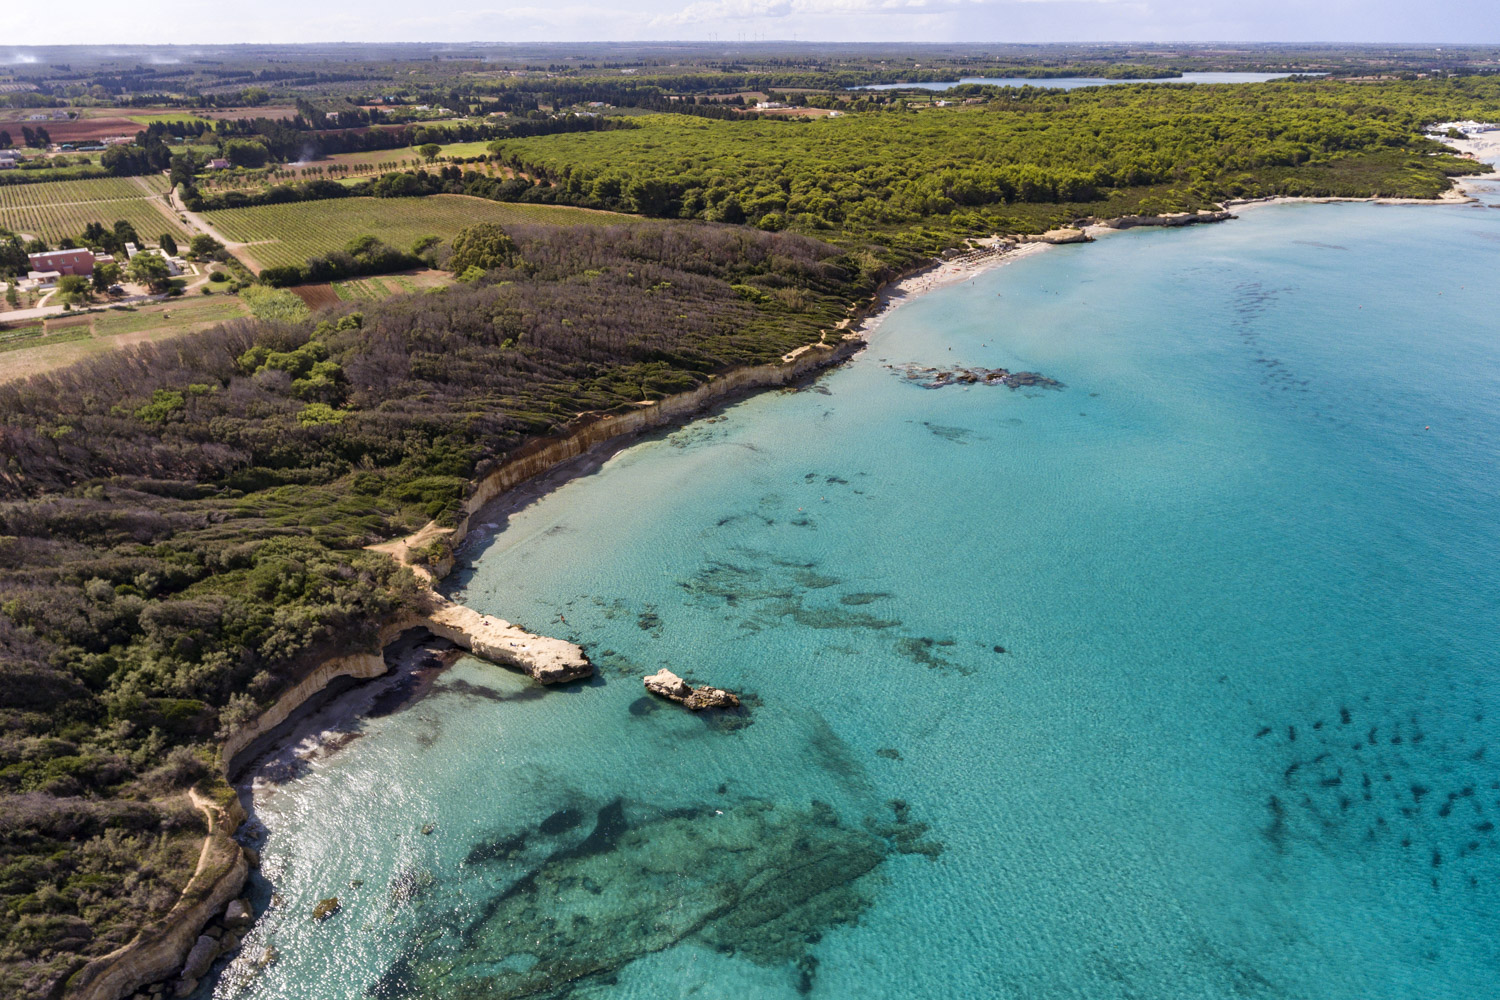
[[857, 240, 1053, 337]]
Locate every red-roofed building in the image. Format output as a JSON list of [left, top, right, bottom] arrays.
[[28, 248, 95, 277]]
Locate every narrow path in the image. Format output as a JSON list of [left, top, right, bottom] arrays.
[[162, 179, 267, 270], [137, 174, 196, 237]]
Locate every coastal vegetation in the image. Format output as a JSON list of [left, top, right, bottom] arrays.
[[173, 78, 1500, 272], [486, 79, 1499, 241], [0, 222, 873, 996]]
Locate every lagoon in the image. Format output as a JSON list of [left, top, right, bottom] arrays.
[[852, 71, 1317, 91]]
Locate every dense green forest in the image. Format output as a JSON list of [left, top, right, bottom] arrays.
[[486, 78, 1500, 243], [0, 223, 876, 997]]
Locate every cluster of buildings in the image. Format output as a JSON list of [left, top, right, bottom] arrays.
[[1431, 120, 1498, 136], [0, 134, 131, 168], [19, 244, 184, 293]]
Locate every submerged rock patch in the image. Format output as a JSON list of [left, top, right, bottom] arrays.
[[890, 362, 1063, 391], [376, 797, 939, 999], [1252, 696, 1498, 891]]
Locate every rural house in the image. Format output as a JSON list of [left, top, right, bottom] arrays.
[[27, 248, 95, 276]]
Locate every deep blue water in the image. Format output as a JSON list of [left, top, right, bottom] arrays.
[[219, 189, 1500, 1000], [852, 71, 1316, 91]]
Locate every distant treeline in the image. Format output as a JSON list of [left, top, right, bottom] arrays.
[[484, 78, 1500, 238]]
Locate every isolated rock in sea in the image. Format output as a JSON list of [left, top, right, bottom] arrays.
[[684, 687, 741, 710], [1101, 209, 1234, 229], [889, 363, 1062, 391], [312, 896, 340, 921], [644, 668, 692, 700], [644, 669, 741, 710]]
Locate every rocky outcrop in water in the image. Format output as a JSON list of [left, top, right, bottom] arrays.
[[1100, 209, 1235, 229], [889, 363, 1063, 390], [643, 668, 741, 710], [422, 599, 592, 685], [1019, 227, 1091, 244]]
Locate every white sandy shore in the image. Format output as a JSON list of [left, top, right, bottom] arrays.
[[855, 241, 1052, 338], [1226, 128, 1500, 213], [1445, 130, 1500, 192]]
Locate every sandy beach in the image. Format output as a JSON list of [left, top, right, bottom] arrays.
[[1446, 130, 1500, 191], [1225, 126, 1500, 213], [856, 241, 1052, 337]]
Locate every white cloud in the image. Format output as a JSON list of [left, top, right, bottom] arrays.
[[652, 0, 986, 29]]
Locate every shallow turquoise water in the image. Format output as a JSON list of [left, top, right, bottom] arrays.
[[222, 193, 1500, 1000]]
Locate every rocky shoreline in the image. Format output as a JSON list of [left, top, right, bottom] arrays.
[[69, 179, 1487, 1000]]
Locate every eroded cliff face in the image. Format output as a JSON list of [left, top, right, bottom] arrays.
[[62, 653, 394, 999], [451, 337, 865, 543], [221, 650, 393, 775], [64, 797, 249, 1000]]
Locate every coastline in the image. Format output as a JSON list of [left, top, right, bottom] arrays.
[[87, 170, 1496, 1000], [1225, 130, 1500, 213]]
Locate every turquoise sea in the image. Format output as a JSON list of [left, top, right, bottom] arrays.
[[217, 189, 1500, 1000]]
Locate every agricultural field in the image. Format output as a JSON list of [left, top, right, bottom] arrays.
[[335, 269, 451, 300], [266, 140, 502, 181], [0, 295, 250, 382], [0, 174, 187, 244], [201, 194, 633, 270]]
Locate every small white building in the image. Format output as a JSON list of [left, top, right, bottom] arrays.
[[131, 248, 183, 275], [1431, 120, 1498, 136]]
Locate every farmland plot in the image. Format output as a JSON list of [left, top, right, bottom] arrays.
[[0, 176, 186, 244], [200, 194, 633, 270]]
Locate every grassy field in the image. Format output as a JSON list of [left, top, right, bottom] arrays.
[[332, 269, 451, 301], [0, 175, 187, 244], [201, 195, 633, 270], [225, 140, 506, 186], [125, 112, 216, 127], [0, 295, 250, 382]]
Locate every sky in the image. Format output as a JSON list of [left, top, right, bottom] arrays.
[[7, 0, 1500, 46]]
